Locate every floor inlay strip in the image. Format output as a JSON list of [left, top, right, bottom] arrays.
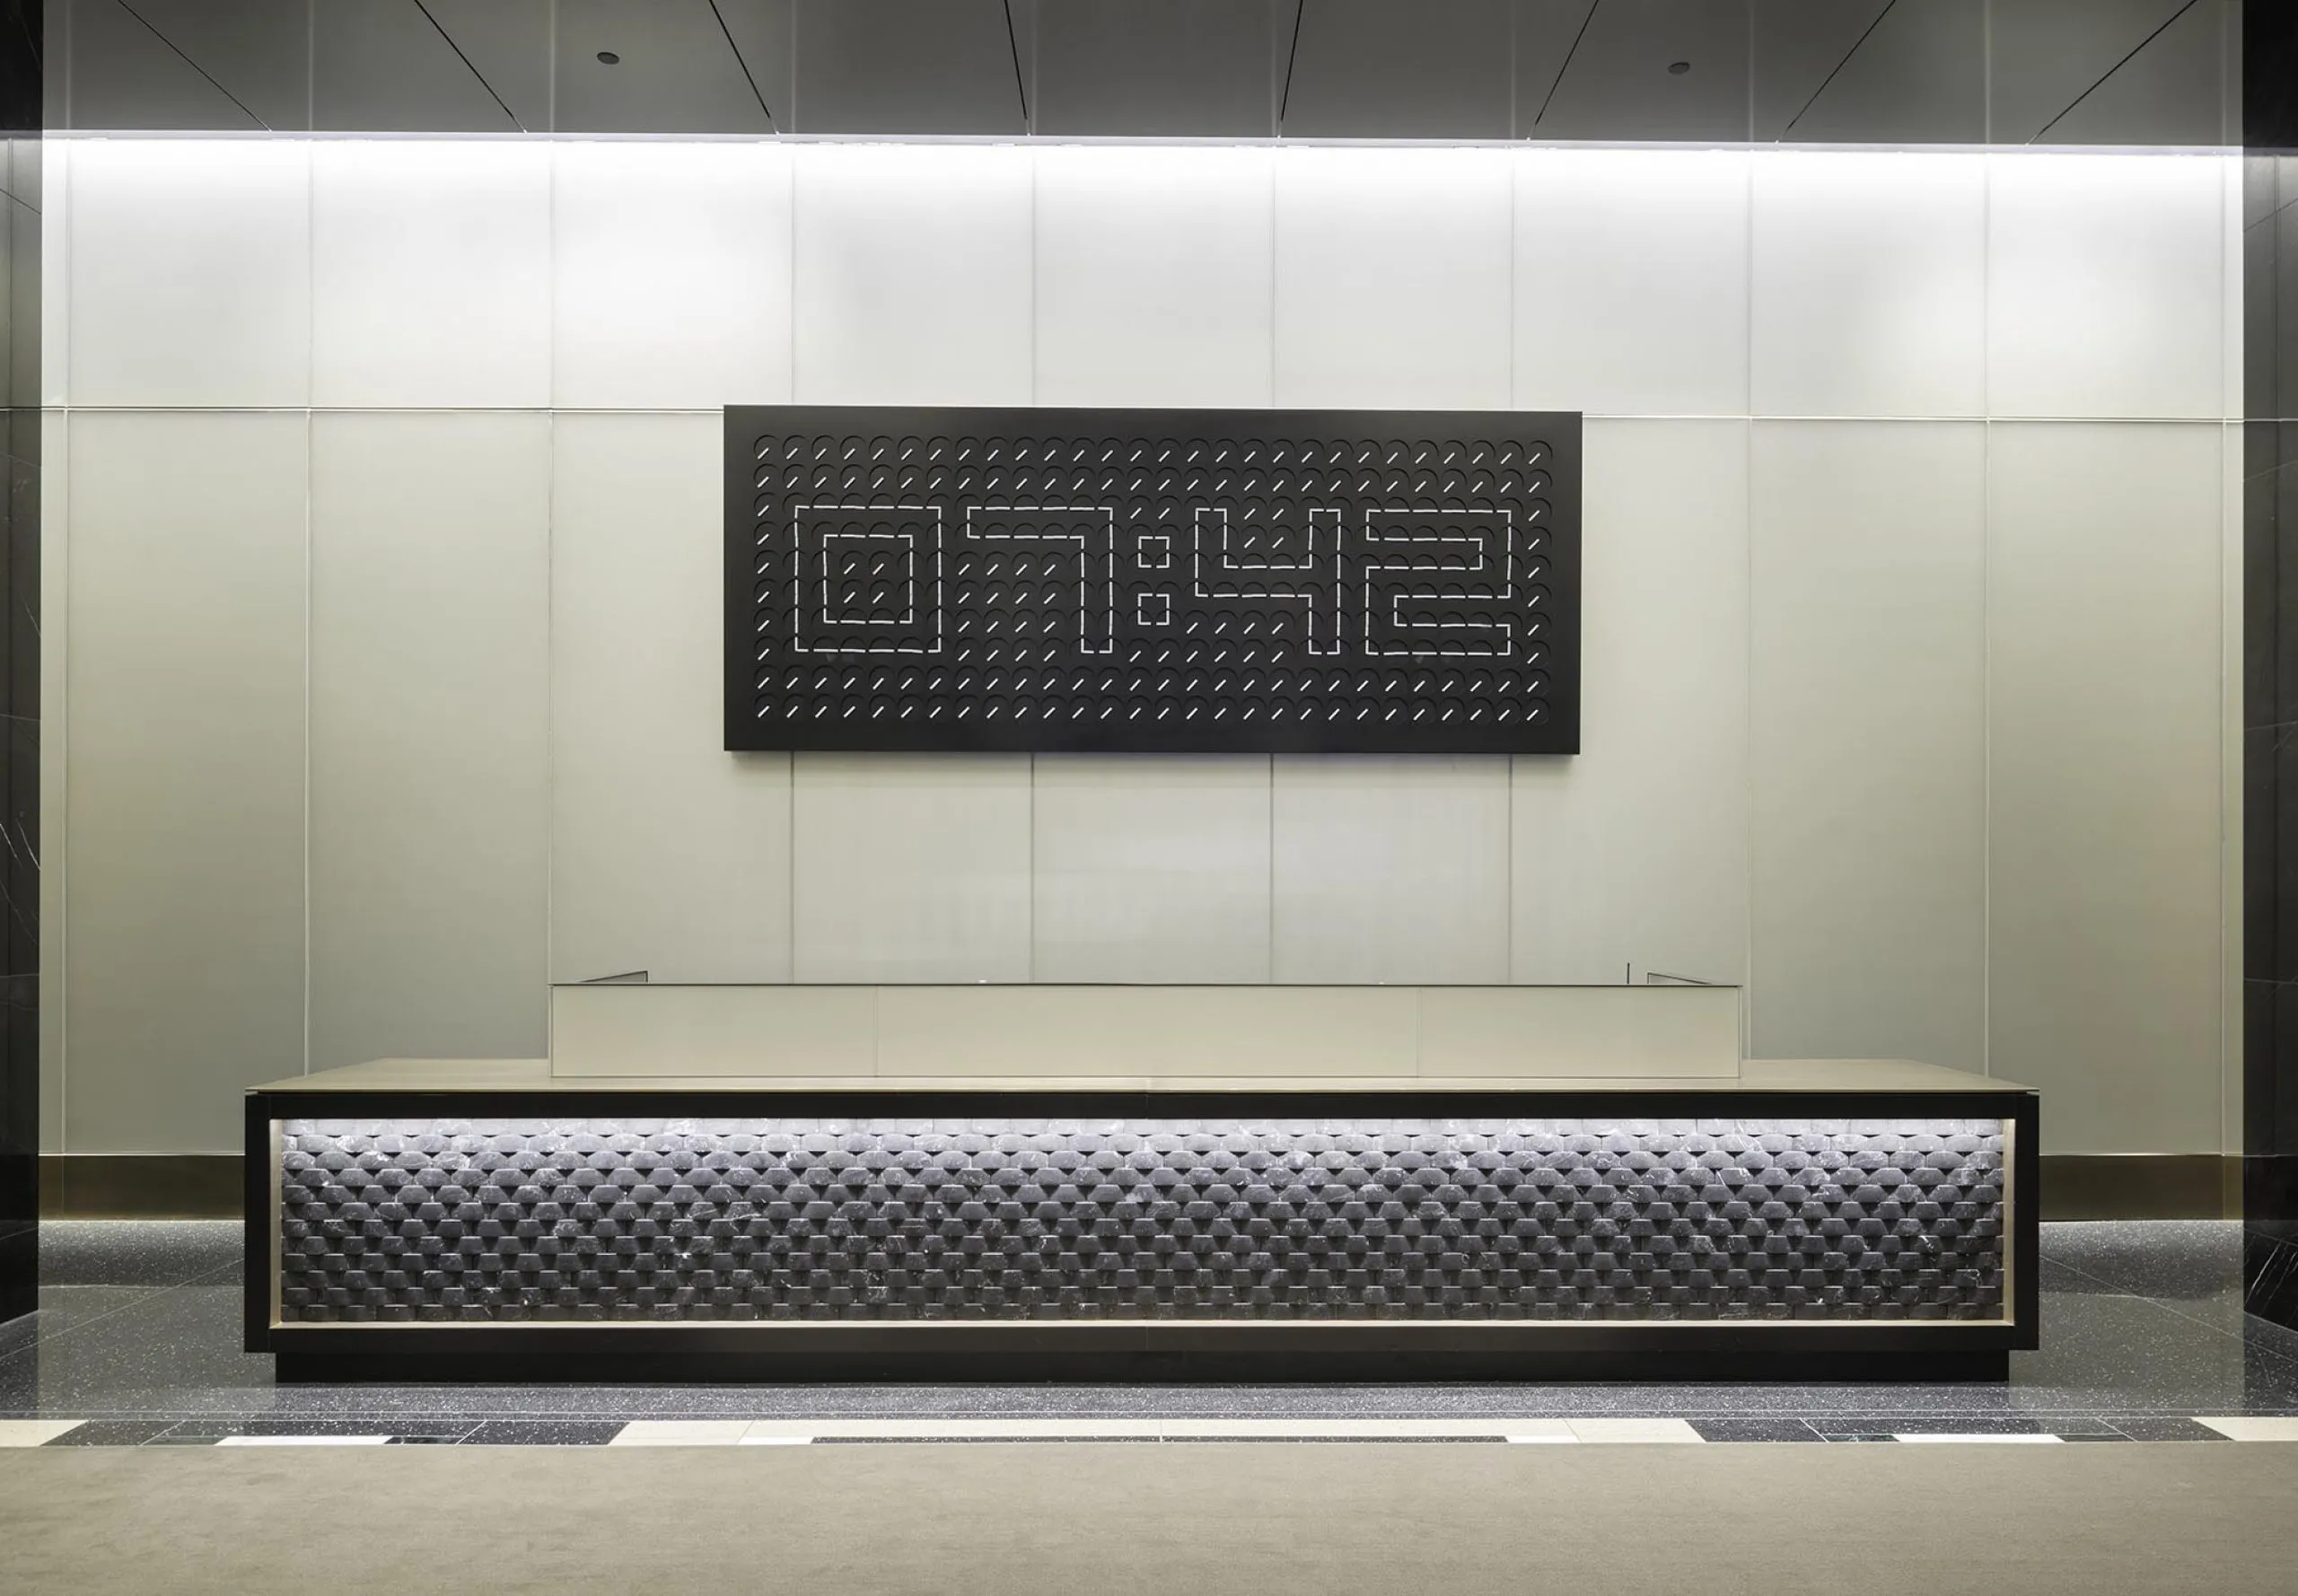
[[2196, 1416, 2298, 1441]]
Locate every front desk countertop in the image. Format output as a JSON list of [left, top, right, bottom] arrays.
[[251, 1056, 2030, 1099]]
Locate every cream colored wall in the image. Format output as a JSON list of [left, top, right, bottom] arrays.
[[36, 138, 2242, 1153]]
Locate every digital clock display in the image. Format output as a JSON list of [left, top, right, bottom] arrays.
[[724, 408, 1580, 754]]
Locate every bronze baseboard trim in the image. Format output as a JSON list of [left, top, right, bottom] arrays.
[[31, 1151, 2246, 1223], [39, 1155, 246, 1219], [2039, 1153, 2241, 1221]]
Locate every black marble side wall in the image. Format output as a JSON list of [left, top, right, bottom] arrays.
[[2245, 2, 2298, 1329], [0, 0, 34, 1327]]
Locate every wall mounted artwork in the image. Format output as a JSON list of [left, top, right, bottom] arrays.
[[724, 408, 1580, 754]]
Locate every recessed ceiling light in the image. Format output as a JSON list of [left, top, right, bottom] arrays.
[[1668, 60, 1690, 75], [597, 50, 621, 66]]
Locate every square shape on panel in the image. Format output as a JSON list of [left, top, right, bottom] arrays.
[[789, 504, 934, 648]]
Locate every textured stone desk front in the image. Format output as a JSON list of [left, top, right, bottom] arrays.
[[243, 1061, 2039, 1379]]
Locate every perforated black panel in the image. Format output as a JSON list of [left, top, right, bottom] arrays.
[[724, 408, 1581, 753]]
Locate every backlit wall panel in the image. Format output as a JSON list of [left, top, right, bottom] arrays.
[[42, 139, 2239, 1156]]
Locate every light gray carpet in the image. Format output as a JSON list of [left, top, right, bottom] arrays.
[[4, 1442, 2295, 1594]]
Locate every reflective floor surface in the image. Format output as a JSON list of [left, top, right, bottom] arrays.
[[3, 1220, 2297, 1445]]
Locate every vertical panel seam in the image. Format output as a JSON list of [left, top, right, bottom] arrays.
[[1981, 0, 1992, 147], [1980, 148, 1994, 1082], [1028, 143, 1039, 985], [2215, 149, 2233, 1153], [57, 134, 71, 1148], [301, 405, 311, 1078], [786, 146, 802, 980], [1266, 751, 1276, 983], [1266, 140, 1278, 978], [1743, 145, 1757, 1054], [544, 404, 557, 1017], [301, 138, 315, 1077], [1268, 145, 1278, 407], [1509, 0, 1518, 139], [2220, 148, 2236, 1153], [57, 402, 68, 1151], [2223, 412, 2236, 1153], [1741, 413, 1753, 1057], [2217, 151, 2228, 1151], [544, 139, 558, 1030], [1507, 146, 1518, 985]]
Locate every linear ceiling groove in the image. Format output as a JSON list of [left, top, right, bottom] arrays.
[[1278, 0, 1303, 128], [2030, 0, 2201, 142], [1783, 0, 1896, 136], [112, 0, 267, 128], [708, 0, 776, 129], [1002, 0, 1029, 128], [412, 0, 518, 129], [1531, 0, 1600, 128]]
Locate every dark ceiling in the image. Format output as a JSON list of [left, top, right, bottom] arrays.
[[47, 0, 2238, 144]]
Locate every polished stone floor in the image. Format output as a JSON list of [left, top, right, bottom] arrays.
[[3, 1220, 2298, 1444]]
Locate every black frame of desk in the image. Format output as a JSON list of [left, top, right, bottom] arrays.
[[244, 1082, 2039, 1383]]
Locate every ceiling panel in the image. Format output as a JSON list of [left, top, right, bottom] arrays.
[[130, 0, 306, 129], [2247, 0, 2297, 148], [791, 0, 1022, 136], [1751, 0, 1887, 141], [1990, 0, 2188, 144], [553, 0, 772, 135], [313, 0, 516, 133], [1283, 0, 1513, 139], [2222, 0, 2241, 146], [44, 0, 63, 130], [1532, 0, 1749, 142], [1, 5, 37, 140], [67, 0, 259, 129], [51, 0, 2234, 145], [1785, 0, 1983, 145], [2043, 0, 2224, 146], [426, 0, 551, 132], [1033, 0, 1273, 137]]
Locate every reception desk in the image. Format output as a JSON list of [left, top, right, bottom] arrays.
[[243, 1056, 2036, 1381]]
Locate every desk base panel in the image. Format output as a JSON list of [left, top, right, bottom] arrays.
[[246, 1080, 2040, 1381]]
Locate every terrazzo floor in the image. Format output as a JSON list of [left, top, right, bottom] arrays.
[[4, 1220, 2298, 1446]]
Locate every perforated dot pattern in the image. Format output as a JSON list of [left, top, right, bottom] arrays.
[[278, 1116, 2004, 1324], [724, 408, 1583, 753]]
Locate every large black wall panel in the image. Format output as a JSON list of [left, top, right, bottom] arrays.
[[2246, 0, 2298, 1332], [0, 0, 33, 1329], [724, 408, 1582, 756]]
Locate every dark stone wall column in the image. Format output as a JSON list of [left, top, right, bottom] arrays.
[[0, 0, 34, 1327], [2245, 1, 2298, 1329]]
